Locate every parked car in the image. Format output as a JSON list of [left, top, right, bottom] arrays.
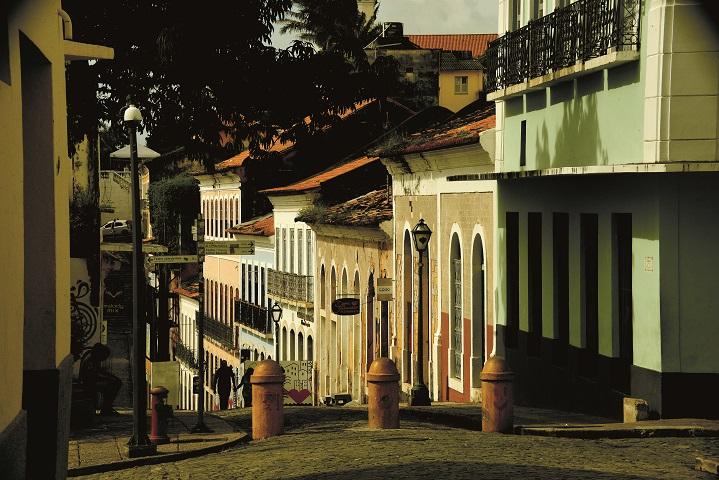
[[101, 219, 131, 239]]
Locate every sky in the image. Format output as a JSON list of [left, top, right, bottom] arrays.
[[270, 0, 500, 49]]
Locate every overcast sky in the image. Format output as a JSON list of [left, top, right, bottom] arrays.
[[270, 0, 499, 48]]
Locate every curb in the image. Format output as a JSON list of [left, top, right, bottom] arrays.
[[515, 425, 719, 439], [696, 457, 719, 476], [400, 407, 483, 431], [67, 421, 249, 477]]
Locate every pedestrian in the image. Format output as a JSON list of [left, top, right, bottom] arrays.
[[238, 367, 254, 408], [212, 360, 236, 410], [78, 343, 122, 416]]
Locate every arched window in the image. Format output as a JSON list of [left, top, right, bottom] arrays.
[[282, 327, 287, 360], [260, 352, 265, 360], [307, 335, 314, 361], [320, 265, 326, 305], [298, 332, 304, 361], [402, 230, 413, 382], [290, 329, 296, 360], [450, 232, 462, 379], [254, 348, 258, 360]]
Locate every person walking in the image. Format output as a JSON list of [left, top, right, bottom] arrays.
[[212, 360, 236, 410], [238, 367, 254, 408]]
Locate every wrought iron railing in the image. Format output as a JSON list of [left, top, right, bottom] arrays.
[[235, 300, 272, 334], [202, 315, 234, 350], [486, 0, 641, 91], [174, 340, 199, 370], [267, 269, 314, 304]]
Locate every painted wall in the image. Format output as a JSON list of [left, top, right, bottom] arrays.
[[439, 70, 483, 113]]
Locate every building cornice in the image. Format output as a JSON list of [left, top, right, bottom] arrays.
[[481, 161, 719, 180]]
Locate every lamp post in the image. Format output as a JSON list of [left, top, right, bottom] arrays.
[[410, 218, 432, 406], [192, 214, 212, 433], [271, 301, 283, 360], [124, 105, 156, 457]]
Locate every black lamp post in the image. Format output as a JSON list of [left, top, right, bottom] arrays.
[[124, 105, 156, 457], [410, 218, 432, 406], [271, 301, 283, 360]]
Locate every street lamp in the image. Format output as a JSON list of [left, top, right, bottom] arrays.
[[270, 301, 283, 360], [124, 104, 156, 457], [410, 218, 432, 406]]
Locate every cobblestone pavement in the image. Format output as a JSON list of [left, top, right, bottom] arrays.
[[77, 408, 719, 480]]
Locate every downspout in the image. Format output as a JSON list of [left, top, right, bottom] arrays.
[[58, 8, 73, 40]]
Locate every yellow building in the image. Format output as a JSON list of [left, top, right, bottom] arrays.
[[0, 2, 112, 478]]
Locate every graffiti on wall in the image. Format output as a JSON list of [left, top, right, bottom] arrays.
[[244, 360, 315, 405], [71, 258, 101, 358]]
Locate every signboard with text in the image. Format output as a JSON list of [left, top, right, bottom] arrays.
[[377, 278, 393, 301], [202, 241, 254, 256], [331, 298, 360, 315]]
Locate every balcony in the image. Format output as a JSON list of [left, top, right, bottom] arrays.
[[174, 340, 198, 370], [235, 299, 273, 334], [267, 269, 314, 306], [202, 315, 234, 350], [486, 0, 641, 100]]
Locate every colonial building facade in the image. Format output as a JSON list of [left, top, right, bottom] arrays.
[[486, 0, 719, 418]]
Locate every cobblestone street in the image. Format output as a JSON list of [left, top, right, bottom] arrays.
[[76, 408, 719, 480]]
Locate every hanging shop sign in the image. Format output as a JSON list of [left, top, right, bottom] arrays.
[[331, 297, 360, 315]]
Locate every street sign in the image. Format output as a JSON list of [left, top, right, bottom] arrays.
[[192, 375, 201, 394], [377, 278, 393, 301], [332, 297, 360, 315], [148, 254, 198, 265], [101, 243, 168, 253], [202, 240, 254, 255]]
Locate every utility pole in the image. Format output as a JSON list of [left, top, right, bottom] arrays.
[[192, 214, 212, 433], [124, 104, 156, 457]]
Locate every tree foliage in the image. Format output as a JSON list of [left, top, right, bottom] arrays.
[[62, 0, 394, 166], [148, 174, 200, 253]]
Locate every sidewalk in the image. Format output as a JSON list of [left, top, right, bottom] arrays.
[[67, 409, 246, 477]]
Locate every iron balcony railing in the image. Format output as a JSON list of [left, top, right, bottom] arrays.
[[267, 269, 314, 305], [202, 315, 234, 350], [486, 0, 641, 91], [235, 299, 272, 334], [174, 340, 199, 370]]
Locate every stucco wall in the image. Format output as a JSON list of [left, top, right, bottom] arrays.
[[439, 70, 483, 113]]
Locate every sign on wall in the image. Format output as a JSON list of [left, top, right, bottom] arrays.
[[244, 360, 315, 405], [331, 298, 360, 315], [377, 278, 393, 301]]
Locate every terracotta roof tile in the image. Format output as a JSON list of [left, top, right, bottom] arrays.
[[378, 103, 495, 156], [173, 277, 200, 299], [261, 155, 379, 195], [407, 34, 498, 58], [297, 189, 392, 227], [227, 213, 275, 237]]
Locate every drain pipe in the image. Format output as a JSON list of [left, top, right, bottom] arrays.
[[58, 9, 73, 40]]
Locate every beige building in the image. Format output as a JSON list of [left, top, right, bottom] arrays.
[[0, 2, 112, 478], [379, 103, 496, 402]]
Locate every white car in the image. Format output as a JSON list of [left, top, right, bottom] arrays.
[[101, 219, 131, 239]]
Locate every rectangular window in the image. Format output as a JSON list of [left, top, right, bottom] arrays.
[[506, 212, 520, 348], [282, 228, 287, 271], [532, 0, 544, 19], [552, 213, 569, 366], [509, 0, 522, 31], [306, 230, 313, 274], [260, 267, 266, 308], [527, 212, 542, 357], [520, 120, 527, 167], [275, 232, 279, 269], [454, 76, 469, 95], [580, 213, 599, 377], [297, 229, 304, 275], [254, 266, 259, 305], [290, 229, 295, 274], [241, 264, 246, 300]]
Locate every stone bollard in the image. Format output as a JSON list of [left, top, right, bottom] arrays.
[[251, 360, 285, 440], [367, 358, 400, 429], [149, 386, 171, 444], [480, 356, 514, 433], [623, 397, 649, 423]]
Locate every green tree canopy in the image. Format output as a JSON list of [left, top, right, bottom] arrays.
[[148, 174, 200, 253]]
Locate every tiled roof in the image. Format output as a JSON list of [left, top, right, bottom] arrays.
[[440, 51, 484, 71], [297, 189, 392, 228], [227, 213, 274, 237], [407, 34, 498, 58], [378, 103, 495, 156], [214, 100, 376, 172], [173, 278, 200, 299], [261, 155, 379, 195]]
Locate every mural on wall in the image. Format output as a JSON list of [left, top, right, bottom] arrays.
[[244, 360, 315, 405], [101, 251, 132, 332], [70, 258, 101, 359]]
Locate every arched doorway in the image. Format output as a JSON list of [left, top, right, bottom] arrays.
[[340, 268, 349, 392], [450, 233, 463, 381], [298, 332, 304, 361], [471, 233, 486, 389], [330, 266, 337, 392], [352, 270, 361, 400]]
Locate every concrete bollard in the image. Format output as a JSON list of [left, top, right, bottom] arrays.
[[367, 358, 400, 429], [623, 397, 649, 423], [149, 386, 171, 444], [480, 356, 515, 433], [251, 360, 285, 440]]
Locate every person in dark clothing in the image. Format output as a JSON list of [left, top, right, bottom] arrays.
[[213, 360, 236, 410], [79, 343, 122, 415], [238, 367, 254, 408]]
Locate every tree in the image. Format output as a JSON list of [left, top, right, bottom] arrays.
[[148, 174, 200, 254]]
